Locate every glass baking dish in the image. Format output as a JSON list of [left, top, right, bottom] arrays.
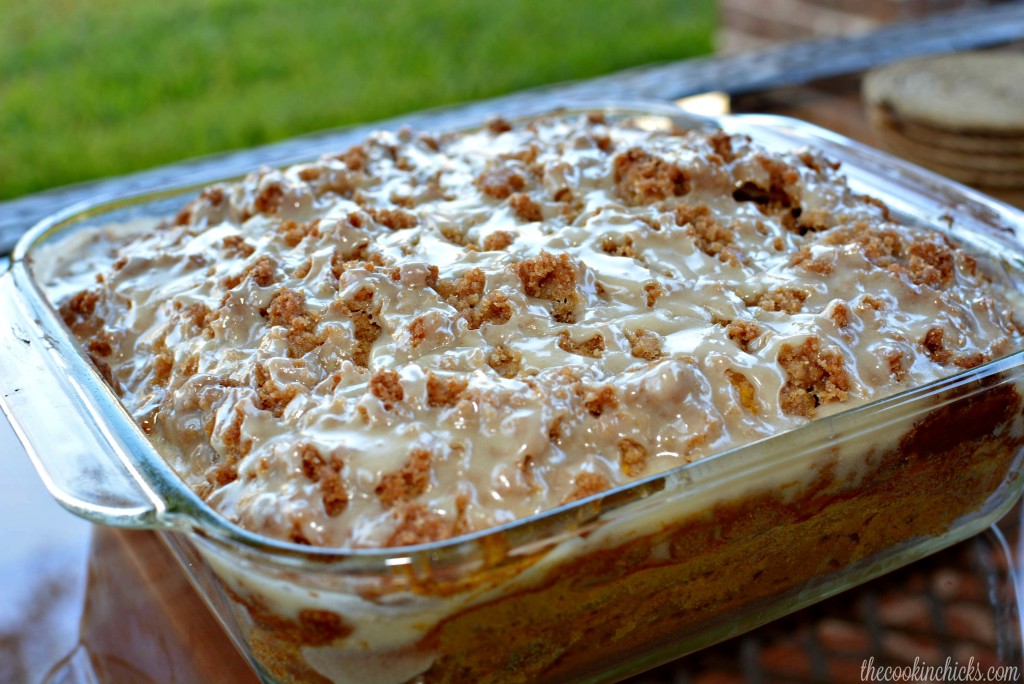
[[4, 102, 1024, 684]]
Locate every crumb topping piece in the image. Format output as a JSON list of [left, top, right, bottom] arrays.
[[626, 328, 664, 361], [558, 331, 605, 359], [676, 204, 742, 267], [509, 194, 542, 223], [376, 448, 432, 507], [299, 445, 349, 517], [613, 148, 690, 204], [487, 345, 523, 378], [517, 251, 581, 323], [778, 337, 850, 418], [426, 372, 468, 407], [267, 289, 325, 357], [618, 438, 649, 477], [369, 369, 404, 409]]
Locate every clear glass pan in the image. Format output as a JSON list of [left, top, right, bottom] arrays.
[[3, 102, 1024, 683]]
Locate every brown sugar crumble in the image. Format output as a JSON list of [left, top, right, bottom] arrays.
[[369, 208, 418, 230], [336, 145, 367, 171], [267, 288, 325, 357], [299, 444, 349, 517], [254, 183, 284, 215], [223, 235, 256, 258], [151, 353, 173, 385], [822, 225, 955, 289], [206, 459, 238, 488], [223, 255, 278, 290], [87, 331, 114, 358], [884, 349, 908, 381], [254, 364, 301, 418], [725, 320, 762, 352], [509, 193, 543, 222], [707, 130, 737, 163], [828, 302, 852, 329], [470, 291, 514, 329], [369, 369, 404, 409], [564, 472, 611, 503], [182, 303, 213, 331], [954, 351, 989, 369], [279, 219, 320, 247], [778, 337, 850, 418], [626, 328, 665, 361], [220, 404, 252, 460], [292, 258, 313, 279], [732, 156, 801, 231], [905, 239, 955, 289], [558, 331, 605, 359], [435, 269, 513, 330], [406, 316, 428, 348], [386, 503, 451, 547], [200, 186, 225, 206], [797, 150, 839, 174], [426, 372, 468, 407], [643, 281, 663, 308], [435, 268, 485, 313], [487, 345, 523, 378], [339, 286, 381, 369], [583, 385, 618, 416], [517, 251, 581, 323], [486, 117, 513, 134], [725, 369, 759, 414], [482, 230, 516, 251], [791, 245, 835, 276], [613, 148, 690, 204], [60, 289, 100, 327], [676, 204, 742, 267], [859, 295, 885, 311], [172, 203, 194, 226], [618, 438, 649, 477], [920, 327, 952, 365], [478, 166, 527, 200], [756, 287, 808, 314], [599, 234, 637, 258], [376, 448, 432, 507]]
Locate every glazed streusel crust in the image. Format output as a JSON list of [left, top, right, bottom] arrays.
[[55, 113, 1022, 549]]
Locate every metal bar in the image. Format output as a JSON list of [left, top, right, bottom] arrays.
[[568, 2, 1024, 101]]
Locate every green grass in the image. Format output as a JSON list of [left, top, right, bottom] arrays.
[[0, 0, 715, 200]]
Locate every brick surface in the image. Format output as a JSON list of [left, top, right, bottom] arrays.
[[945, 601, 998, 645], [875, 593, 934, 630], [931, 567, 986, 602], [816, 617, 873, 654], [759, 641, 817, 678]]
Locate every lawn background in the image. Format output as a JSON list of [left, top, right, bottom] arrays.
[[1, 0, 715, 201]]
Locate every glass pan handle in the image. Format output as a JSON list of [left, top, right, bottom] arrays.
[[0, 270, 166, 528]]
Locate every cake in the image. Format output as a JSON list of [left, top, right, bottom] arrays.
[[44, 111, 1024, 683]]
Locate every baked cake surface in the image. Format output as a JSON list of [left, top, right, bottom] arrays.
[[51, 113, 1024, 549]]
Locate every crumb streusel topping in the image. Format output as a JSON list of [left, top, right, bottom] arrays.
[[52, 113, 1022, 547]]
